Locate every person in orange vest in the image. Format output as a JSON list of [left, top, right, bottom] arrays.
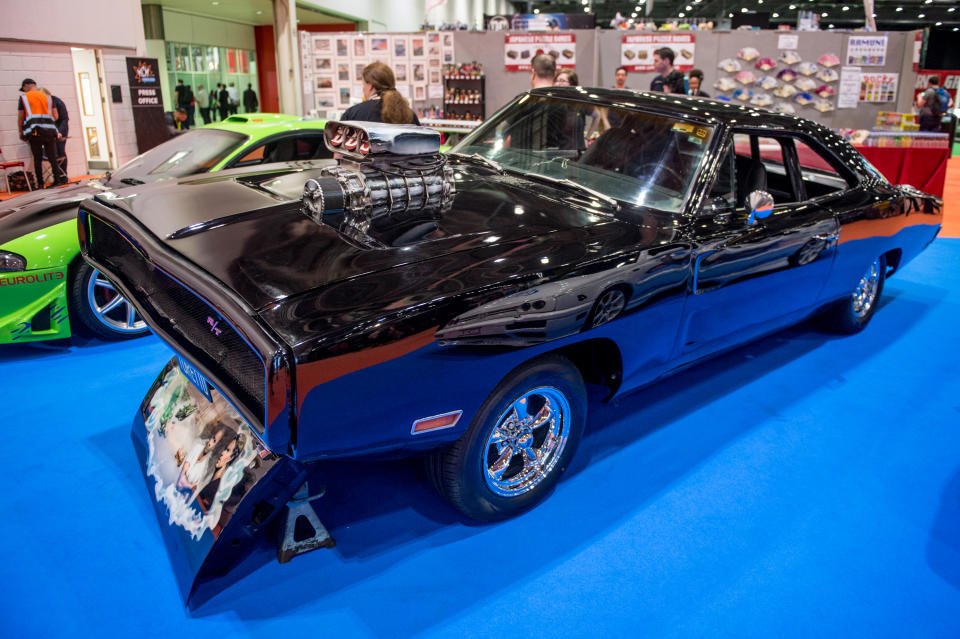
[[17, 78, 67, 188]]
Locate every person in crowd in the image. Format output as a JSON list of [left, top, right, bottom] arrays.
[[17, 79, 66, 188], [243, 83, 259, 113], [173, 107, 189, 131], [613, 66, 628, 90], [196, 84, 210, 124], [530, 53, 556, 90], [917, 76, 947, 132], [555, 69, 579, 87], [177, 83, 195, 127], [227, 82, 239, 115], [173, 79, 185, 108], [687, 69, 709, 97], [341, 62, 420, 124], [650, 48, 686, 94], [41, 87, 69, 177], [218, 83, 230, 121]]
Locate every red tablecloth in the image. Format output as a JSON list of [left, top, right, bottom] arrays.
[[854, 146, 949, 198]]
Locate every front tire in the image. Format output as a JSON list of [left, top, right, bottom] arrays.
[[429, 355, 587, 521], [819, 255, 886, 334], [68, 261, 150, 340]]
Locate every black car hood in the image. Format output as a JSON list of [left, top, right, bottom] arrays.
[[94, 164, 677, 313], [0, 180, 110, 246]]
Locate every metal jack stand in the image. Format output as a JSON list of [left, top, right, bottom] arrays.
[[277, 481, 336, 563]]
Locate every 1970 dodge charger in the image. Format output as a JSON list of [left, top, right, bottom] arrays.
[[78, 88, 941, 601]]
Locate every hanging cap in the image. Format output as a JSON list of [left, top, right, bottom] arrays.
[[20, 78, 36, 91]]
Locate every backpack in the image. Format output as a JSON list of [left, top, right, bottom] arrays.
[[935, 87, 950, 115], [922, 88, 941, 116]]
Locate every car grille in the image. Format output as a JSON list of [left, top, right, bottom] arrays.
[[87, 214, 266, 430]]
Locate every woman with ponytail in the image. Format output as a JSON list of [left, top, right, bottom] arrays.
[[341, 62, 420, 125]]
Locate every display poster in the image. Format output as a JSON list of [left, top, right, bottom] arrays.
[[777, 34, 799, 50], [125, 57, 169, 151], [504, 33, 576, 72], [621, 34, 695, 72], [846, 35, 887, 66], [860, 72, 898, 102], [913, 32, 923, 71], [837, 66, 862, 109]]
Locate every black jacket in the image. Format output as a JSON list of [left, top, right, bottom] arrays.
[[51, 95, 68, 137], [341, 96, 420, 125]]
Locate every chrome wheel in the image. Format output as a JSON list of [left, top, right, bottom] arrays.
[[483, 386, 570, 497], [590, 288, 626, 328], [86, 269, 146, 333], [851, 259, 881, 319]]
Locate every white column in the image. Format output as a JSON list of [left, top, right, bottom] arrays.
[[273, 0, 302, 115]]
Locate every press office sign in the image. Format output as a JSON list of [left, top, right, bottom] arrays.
[[126, 57, 170, 152]]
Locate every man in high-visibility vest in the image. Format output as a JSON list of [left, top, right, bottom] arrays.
[[17, 78, 67, 188]]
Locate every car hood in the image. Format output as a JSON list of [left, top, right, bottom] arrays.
[[92, 164, 677, 313], [0, 180, 110, 246]]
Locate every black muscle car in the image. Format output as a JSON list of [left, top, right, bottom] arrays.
[[78, 88, 941, 602]]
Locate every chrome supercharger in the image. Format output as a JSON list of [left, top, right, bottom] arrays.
[[300, 120, 456, 241]]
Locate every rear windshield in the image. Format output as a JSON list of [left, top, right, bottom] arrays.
[[106, 129, 247, 186]]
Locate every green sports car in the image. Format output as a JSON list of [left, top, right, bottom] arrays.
[[0, 113, 330, 344]]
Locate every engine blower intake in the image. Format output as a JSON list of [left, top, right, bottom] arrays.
[[301, 121, 456, 226]]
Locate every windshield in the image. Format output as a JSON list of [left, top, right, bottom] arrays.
[[453, 95, 715, 214], [106, 129, 247, 186]]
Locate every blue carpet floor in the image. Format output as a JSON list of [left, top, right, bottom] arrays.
[[2, 239, 960, 638]]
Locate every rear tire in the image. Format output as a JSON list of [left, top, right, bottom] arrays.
[[819, 255, 886, 334], [428, 355, 587, 521], [68, 261, 150, 340]]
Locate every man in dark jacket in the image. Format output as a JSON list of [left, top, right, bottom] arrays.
[[47, 90, 69, 176], [650, 47, 686, 94], [243, 84, 258, 113], [218, 84, 230, 121]]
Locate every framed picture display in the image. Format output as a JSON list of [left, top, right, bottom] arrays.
[[338, 86, 352, 106], [337, 62, 350, 82], [315, 75, 334, 90], [316, 92, 335, 109], [370, 37, 389, 55], [313, 37, 332, 55], [414, 85, 426, 101], [354, 37, 366, 58], [354, 61, 368, 83], [395, 62, 408, 82], [412, 63, 426, 83], [336, 37, 350, 58], [393, 36, 408, 58], [411, 36, 425, 58], [315, 57, 332, 72]]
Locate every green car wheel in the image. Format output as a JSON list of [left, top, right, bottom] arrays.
[[68, 261, 149, 340]]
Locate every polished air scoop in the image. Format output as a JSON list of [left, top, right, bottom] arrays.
[[300, 121, 456, 236]]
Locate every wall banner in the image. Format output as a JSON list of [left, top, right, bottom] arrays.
[[504, 33, 576, 72], [621, 34, 695, 72], [846, 35, 887, 67], [125, 57, 169, 152]]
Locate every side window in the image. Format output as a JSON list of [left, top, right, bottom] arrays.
[[790, 137, 856, 198], [232, 144, 266, 167], [705, 141, 736, 211], [293, 135, 332, 160], [733, 133, 797, 205]]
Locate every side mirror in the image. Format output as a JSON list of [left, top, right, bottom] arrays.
[[746, 190, 774, 225], [702, 196, 734, 224]]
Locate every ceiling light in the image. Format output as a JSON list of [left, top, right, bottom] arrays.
[[686, 4, 693, 10], [728, 12, 734, 17], [631, 12, 638, 17], [255, 10, 262, 14], [842, 5, 849, 11], [918, 12, 925, 17], [789, 4, 796, 9], [936, 21, 943, 25], [772, 12, 779, 17], [821, 11, 828, 17], [679, 12, 685, 17], [924, 0, 932, 4], [895, 6, 903, 11], [211, 1, 219, 4], [742, 7, 749, 12], [828, 24, 834, 28], [949, 7, 957, 12], [533, 8, 539, 12], [758, 0, 763, 4]]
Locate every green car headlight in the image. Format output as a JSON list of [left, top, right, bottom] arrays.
[[0, 251, 27, 272]]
